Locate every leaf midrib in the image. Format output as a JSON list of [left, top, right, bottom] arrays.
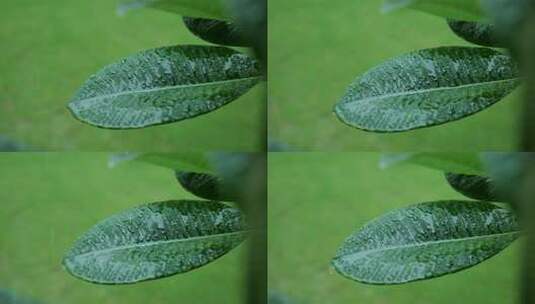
[[335, 230, 520, 261], [341, 77, 519, 106], [68, 230, 249, 261], [72, 76, 261, 104]]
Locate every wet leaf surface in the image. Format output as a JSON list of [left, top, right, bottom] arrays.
[[447, 20, 503, 47], [183, 17, 249, 47], [383, 0, 485, 21], [335, 47, 519, 132], [176, 171, 235, 201], [332, 200, 519, 284], [445, 173, 499, 201], [68, 45, 261, 129], [63, 200, 247, 284]]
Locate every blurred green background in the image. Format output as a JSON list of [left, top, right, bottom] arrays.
[[0, 0, 262, 151], [268, 153, 519, 304], [268, 0, 520, 151], [0, 153, 246, 304]]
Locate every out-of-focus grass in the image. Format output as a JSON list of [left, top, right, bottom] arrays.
[[268, 0, 520, 151], [0, 0, 262, 151], [0, 153, 246, 304], [268, 153, 519, 304]]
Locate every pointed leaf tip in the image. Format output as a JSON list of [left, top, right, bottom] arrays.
[[68, 45, 261, 129], [63, 200, 247, 284], [335, 47, 519, 132], [333, 200, 519, 284]]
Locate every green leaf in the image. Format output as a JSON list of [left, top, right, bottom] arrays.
[[480, 0, 529, 50], [109, 152, 214, 173], [227, 0, 267, 66], [183, 17, 249, 47], [447, 20, 503, 47], [445, 172, 499, 201], [118, 0, 229, 20], [68, 45, 261, 129], [334, 47, 519, 132], [176, 171, 236, 201], [380, 152, 485, 175], [332, 200, 519, 285], [382, 0, 486, 21], [63, 200, 247, 284]]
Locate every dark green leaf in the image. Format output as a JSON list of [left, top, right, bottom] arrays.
[[118, 0, 229, 20], [335, 47, 519, 132], [68, 45, 261, 129], [445, 172, 499, 201], [63, 200, 247, 284], [228, 0, 267, 66], [447, 20, 504, 47], [383, 0, 485, 21], [481, 0, 530, 51], [176, 171, 236, 201], [183, 17, 249, 47], [332, 200, 519, 284], [380, 152, 485, 175]]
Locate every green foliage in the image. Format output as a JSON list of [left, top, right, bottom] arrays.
[[380, 152, 485, 175], [481, 0, 529, 50], [445, 172, 498, 201], [447, 20, 503, 47], [63, 0, 265, 136], [68, 45, 261, 129], [270, 0, 519, 150], [333, 200, 519, 284], [0, 154, 247, 303], [118, 0, 230, 20], [269, 153, 518, 303], [382, 0, 485, 21], [63, 200, 247, 284], [183, 17, 249, 47], [176, 171, 235, 201], [0, 0, 263, 151], [64, 153, 254, 288], [228, 0, 267, 64], [333, 2, 522, 135], [333, 153, 522, 286], [335, 47, 519, 132]]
